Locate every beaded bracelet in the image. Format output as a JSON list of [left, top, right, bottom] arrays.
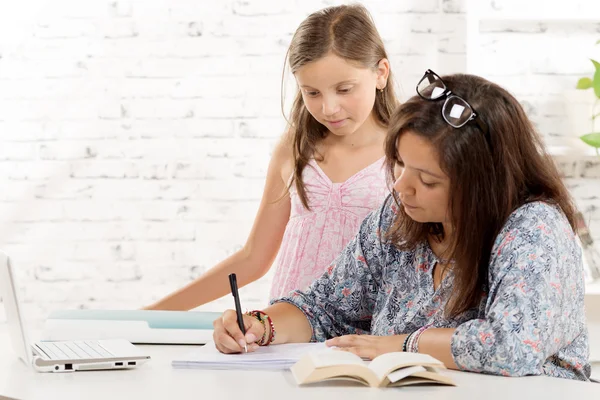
[[246, 310, 276, 346], [410, 324, 432, 353], [406, 330, 418, 352], [401, 334, 411, 352], [262, 312, 276, 345], [245, 310, 268, 345], [405, 324, 433, 353]]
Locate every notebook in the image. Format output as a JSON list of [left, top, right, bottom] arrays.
[[171, 340, 329, 370], [43, 309, 218, 344], [291, 350, 455, 388]]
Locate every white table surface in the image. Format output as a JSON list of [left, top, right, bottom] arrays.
[[1, 329, 599, 400]]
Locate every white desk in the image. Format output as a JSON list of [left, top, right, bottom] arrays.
[[0, 330, 599, 400]]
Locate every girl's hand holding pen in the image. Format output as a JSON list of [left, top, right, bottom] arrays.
[[213, 310, 266, 354]]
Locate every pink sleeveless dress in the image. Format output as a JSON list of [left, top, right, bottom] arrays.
[[269, 157, 389, 299]]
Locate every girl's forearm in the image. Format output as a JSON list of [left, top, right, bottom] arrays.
[[146, 249, 265, 311]]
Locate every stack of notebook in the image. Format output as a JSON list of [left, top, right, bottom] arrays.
[[43, 310, 219, 344], [172, 341, 328, 370]]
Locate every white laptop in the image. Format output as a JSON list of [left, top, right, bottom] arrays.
[[0, 251, 150, 372]]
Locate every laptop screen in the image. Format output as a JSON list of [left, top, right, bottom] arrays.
[[0, 251, 32, 365]]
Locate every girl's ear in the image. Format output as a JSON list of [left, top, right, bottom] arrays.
[[376, 58, 390, 90]]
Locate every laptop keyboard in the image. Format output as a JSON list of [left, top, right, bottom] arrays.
[[36, 341, 115, 360]]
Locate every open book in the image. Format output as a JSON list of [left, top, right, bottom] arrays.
[[291, 350, 455, 388]]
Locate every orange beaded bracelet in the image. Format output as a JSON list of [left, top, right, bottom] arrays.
[[246, 310, 276, 346]]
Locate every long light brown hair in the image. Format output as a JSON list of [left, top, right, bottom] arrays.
[[384, 73, 577, 317], [283, 4, 399, 209]]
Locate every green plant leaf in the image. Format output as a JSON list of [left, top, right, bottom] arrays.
[[592, 59, 600, 70], [596, 39, 600, 45], [581, 132, 600, 148], [577, 77, 593, 89], [594, 68, 600, 98]]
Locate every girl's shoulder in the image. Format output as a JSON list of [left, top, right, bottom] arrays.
[[272, 131, 294, 162], [271, 130, 295, 184]]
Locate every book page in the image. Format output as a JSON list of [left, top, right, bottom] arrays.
[[367, 352, 444, 381], [390, 369, 455, 387], [386, 365, 427, 383]]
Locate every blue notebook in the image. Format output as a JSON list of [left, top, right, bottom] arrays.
[[42, 310, 220, 344]]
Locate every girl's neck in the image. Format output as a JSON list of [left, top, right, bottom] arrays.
[[324, 115, 385, 150]]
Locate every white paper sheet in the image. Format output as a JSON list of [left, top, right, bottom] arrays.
[[172, 341, 329, 370]]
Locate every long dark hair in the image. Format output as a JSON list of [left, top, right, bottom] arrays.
[[284, 4, 398, 209], [384, 73, 577, 317]]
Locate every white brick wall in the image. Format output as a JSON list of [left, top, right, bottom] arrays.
[[0, 0, 599, 327]]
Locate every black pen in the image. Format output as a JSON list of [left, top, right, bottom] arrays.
[[228, 273, 247, 353]]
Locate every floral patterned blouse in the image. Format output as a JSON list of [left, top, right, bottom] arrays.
[[273, 195, 591, 381]]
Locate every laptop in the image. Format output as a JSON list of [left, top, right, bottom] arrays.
[[0, 250, 150, 372]]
